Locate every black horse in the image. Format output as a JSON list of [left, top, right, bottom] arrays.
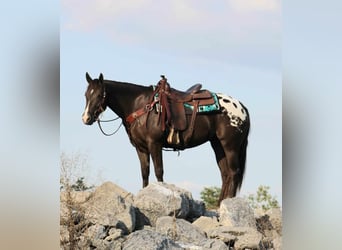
[[82, 73, 250, 203]]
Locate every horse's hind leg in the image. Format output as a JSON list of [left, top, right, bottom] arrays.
[[223, 149, 241, 198], [211, 136, 242, 203], [136, 148, 150, 187], [210, 137, 230, 204]]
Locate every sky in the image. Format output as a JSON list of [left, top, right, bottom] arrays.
[[60, 0, 281, 202]]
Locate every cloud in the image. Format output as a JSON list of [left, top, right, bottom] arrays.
[[228, 0, 280, 12], [61, 0, 281, 69]]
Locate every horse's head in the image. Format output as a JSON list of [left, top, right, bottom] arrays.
[[82, 72, 107, 125]]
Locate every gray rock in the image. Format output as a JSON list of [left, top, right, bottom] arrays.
[[188, 200, 205, 221], [192, 216, 220, 235], [178, 239, 229, 250], [197, 239, 229, 250], [84, 181, 136, 233], [219, 197, 256, 228], [83, 224, 107, 240], [208, 226, 262, 250], [105, 228, 123, 241], [134, 182, 192, 226], [122, 229, 183, 250], [156, 216, 206, 244]]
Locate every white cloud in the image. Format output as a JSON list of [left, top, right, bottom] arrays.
[[228, 0, 280, 12], [61, 0, 281, 70]]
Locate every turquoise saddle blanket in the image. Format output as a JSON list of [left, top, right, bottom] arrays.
[[183, 92, 220, 113]]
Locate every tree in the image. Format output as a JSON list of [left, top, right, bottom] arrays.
[[60, 152, 93, 249], [246, 185, 280, 211], [200, 186, 221, 209]]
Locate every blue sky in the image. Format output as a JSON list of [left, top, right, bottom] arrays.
[[60, 0, 281, 201]]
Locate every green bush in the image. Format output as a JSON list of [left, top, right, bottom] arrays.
[[247, 185, 280, 211], [200, 186, 221, 209], [200, 185, 280, 211]]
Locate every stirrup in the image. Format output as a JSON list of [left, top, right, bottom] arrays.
[[167, 127, 180, 144]]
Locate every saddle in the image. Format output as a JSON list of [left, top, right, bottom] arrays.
[[155, 75, 216, 145]]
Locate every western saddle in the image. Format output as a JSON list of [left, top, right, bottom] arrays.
[[154, 75, 216, 145]]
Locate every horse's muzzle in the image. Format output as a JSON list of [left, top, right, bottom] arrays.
[[82, 113, 94, 125]]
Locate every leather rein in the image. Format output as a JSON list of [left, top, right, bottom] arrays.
[[95, 90, 123, 136]]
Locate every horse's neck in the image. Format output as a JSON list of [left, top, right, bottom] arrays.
[[104, 80, 152, 119]]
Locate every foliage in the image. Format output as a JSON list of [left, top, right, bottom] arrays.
[[71, 177, 94, 191], [246, 185, 280, 211], [200, 185, 280, 211], [60, 152, 92, 249], [200, 186, 221, 209]]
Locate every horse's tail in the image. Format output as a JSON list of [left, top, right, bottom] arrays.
[[237, 106, 250, 192]]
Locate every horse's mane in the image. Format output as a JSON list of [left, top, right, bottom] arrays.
[[104, 80, 152, 96]]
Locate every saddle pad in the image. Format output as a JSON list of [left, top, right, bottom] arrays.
[[183, 92, 220, 113]]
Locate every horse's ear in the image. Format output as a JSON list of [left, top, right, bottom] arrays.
[[99, 73, 104, 83], [86, 72, 92, 84]]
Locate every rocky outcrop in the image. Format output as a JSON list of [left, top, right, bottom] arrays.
[[84, 181, 136, 233], [60, 181, 282, 249], [134, 182, 204, 226]]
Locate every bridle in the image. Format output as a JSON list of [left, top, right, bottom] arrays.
[[91, 88, 123, 136]]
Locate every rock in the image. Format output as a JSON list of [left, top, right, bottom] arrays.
[[192, 216, 220, 235], [208, 226, 262, 250], [255, 208, 282, 248], [178, 239, 229, 250], [219, 197, 256, 228], [188, 200, 206, 221], [156, 216, 228, 250], [83, 224, 107, 240], [272, 236, 282, 250], [197, 239, 229, 250], [105, 228, 123, 241], [60, 181, 282, 249], [134, 182, 192, 226], [122, 229, 183, 250], [156, 216, 206, 244], [266, 208, 282, 236], [84, 181, 136, 233]]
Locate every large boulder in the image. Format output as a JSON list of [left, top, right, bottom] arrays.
[[219, 197, 256, 228], [84, 181, 136, 233], [134, 182, 203, 226]]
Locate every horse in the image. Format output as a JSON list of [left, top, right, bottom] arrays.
[[82, 72, 250, 203]]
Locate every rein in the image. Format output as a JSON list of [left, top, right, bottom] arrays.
[[97, 116, 123, 136]]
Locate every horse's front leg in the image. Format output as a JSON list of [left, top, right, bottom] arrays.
[[148, 142, 164, 182], [135, 148, 150, 187]]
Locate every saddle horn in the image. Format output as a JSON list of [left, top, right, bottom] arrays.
[[160, 75, 167, 82]]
